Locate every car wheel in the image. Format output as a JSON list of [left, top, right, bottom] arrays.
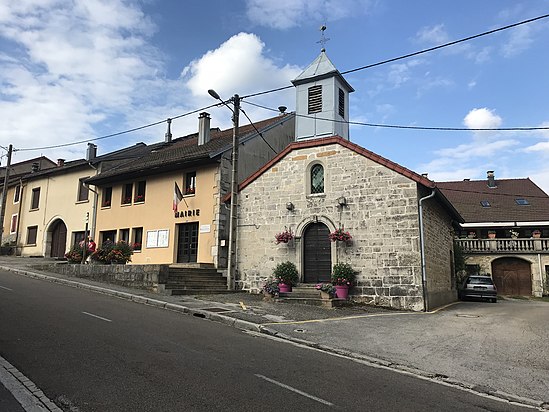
[[491, 298, 497, 303]]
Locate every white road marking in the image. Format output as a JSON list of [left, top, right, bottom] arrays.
[[82, 311, 112, 322], [0, 285, 13, 291], [255, 374, 334, 406]]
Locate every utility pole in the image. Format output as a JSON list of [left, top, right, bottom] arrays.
[[81, 212, 89, 264], [0, 144, 13, 248], [208, 90, 241, 290], [227, 94, 240, 290]]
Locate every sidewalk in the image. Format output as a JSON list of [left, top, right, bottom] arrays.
[[1, 256, 548, 410]]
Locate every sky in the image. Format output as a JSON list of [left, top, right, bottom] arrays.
[[1, 0, 549, 192]]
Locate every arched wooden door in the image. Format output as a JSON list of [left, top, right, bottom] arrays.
[[50, 220, 67, 258], [491, 258, 532, 296], [303, 223, 332, 283]]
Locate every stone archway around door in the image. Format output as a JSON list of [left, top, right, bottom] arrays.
[[302, 222, 332, 283], [491, 257, 532, 296], [49, 219, 68, 258]]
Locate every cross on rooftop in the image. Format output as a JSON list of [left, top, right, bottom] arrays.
[[317, 25, 330, 51]]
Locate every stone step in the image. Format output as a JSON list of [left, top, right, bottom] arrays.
[[167, 269, 221, 277], [170, 288, 233, 295], [276, 297, 348, 308], [168, 274, 226, 282], [165, 281, 227, 289]]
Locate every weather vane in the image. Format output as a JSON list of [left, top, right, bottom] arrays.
[[317, 24, 330, 52]]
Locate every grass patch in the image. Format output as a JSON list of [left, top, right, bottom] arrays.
[[531, 296, 549, 303]]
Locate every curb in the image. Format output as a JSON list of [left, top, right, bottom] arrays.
[[2, 265, 547, 410]]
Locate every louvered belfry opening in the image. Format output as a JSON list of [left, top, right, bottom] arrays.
[[308, 85, 322, 114]]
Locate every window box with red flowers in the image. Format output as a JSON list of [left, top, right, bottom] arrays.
[[134, 194, 145, 203], [122, 197, 132, 205], [275, 229, 294, 245], [185, 187, 195, 195], [329, 227, 352, 242]]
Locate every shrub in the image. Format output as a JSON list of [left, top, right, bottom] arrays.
[[273, 261, 299, 286], [65, 244, 84, 263], [91, 240, 133, 264], [331, 263, 356, 286]]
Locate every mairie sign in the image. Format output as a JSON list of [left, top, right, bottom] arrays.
[[175, 209, 200, 218]]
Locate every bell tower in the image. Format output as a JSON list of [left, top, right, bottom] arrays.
[[291, 34, 354, 141]]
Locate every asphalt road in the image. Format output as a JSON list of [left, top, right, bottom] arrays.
[[0, 270, 531, 411]]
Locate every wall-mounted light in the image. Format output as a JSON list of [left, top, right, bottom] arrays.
[[286, 202, 294, 211], [337, 196, 347, 207]]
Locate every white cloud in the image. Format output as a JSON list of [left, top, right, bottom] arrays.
[[501, 25, 534, 57], [435, 139, 518, 160], [182, 33, 301, 100], [463, 108, 502, 130], [416, 24, 449, 45], [0, 3, 302, 162], [0, 0, 163, 159], [386, 59, 422, 88], [245, 0, 372, 29]]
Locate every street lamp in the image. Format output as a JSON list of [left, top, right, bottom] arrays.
[[208, 89, 240, 290]]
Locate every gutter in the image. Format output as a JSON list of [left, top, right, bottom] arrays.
[[418, 189, 436, 312]]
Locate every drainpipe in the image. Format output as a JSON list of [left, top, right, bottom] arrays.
[[419, 189, 436, 312]]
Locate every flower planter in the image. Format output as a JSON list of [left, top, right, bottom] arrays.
[[335, 285, 349, 299], [278, 283, 292, 293], [488, 233, 496, 239], [320, 291, 332, 300]]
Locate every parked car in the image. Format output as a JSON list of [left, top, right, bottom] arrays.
[[458, 275, 497, 303]]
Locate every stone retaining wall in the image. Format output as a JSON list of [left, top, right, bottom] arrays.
[[31, 263, 169, 292]]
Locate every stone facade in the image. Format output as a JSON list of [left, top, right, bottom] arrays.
[[464, 253, 549, 297], [236, 140, 457, 311]]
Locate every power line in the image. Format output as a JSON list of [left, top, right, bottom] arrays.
[[16, 103, 221, 152], [12, 12, 549, 152], [341, 13, 549, 76], [239, 107, 277, 154], [242, 13, 549, 100], [241, 100, 549, 132]]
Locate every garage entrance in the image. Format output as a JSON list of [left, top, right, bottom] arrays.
[[491, 257, 532, 296]]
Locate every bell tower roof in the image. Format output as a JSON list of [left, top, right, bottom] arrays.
[[292, 50, 354, 92]]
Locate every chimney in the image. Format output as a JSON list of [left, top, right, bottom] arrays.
[[487, 170, 497, 188], [165, 118, 172, 143], [31, 162, 39, 173], [57, 159, 65, 167], [198, 112, 211, 146], [86, 143, 97, 162]]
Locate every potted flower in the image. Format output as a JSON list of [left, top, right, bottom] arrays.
[[315, 283, 336, 299], [329, 227, 352, 242], [275, 228, 294, 244], [263, 279, 280, 299], [488, 230, 496, 239], [273, 261, 299, 293], [331, 262, 356, 299], [532, 230, 541, 238]]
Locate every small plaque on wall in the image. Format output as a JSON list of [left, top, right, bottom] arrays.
[[200, 224, 211, 233]]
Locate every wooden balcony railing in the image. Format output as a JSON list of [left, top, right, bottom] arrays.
[[455, 238, 549, 253]]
